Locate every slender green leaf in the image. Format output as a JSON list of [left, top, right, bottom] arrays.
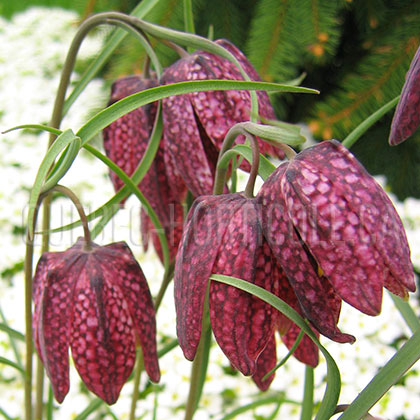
[[42, 137, 81, 192], [219, 395, 292, 420], [2, 124, 62, 136], [210, 274, 341, 420], [27, 129, 80, 238], [0, 305, 23, 369], [0, 323, 25, 342], [0, 356, 25, 375], [73, 399, 103, 420], [0, 406, 16, 420], [83, 144, 170, 270], [76, 80, 318, 145], [342, 96, 400, 149], [263, 329, 305, 380], [62, 0, 161, 116], [339, 329, 420, 420], [90, 103, 163, 239]]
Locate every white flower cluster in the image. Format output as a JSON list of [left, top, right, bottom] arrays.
[[0, 7, 419, 420]]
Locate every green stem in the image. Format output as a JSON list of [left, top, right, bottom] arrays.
[[214, 122, 260, 196], [62, 0, 160, 116], [338, 328, 420, 420], [128, 349, 144, 420], [154, 263, 175, 311], [46, 386, 53, 420], [184, 311, 211, 420], [300, 366, 314, 420], [34, 355, 45, 420], [24, 236, 34, 420], [342, 95, 400, 149], [50, 185, 92, 248]]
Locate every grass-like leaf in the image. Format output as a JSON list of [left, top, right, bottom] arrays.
[[76, 80, 318, 145], [338, 328, 420, 420], [0, 323, 25, 342], [27, 129, 80, 239], [210, 274, 341, 420], [0, 356, 25, 375]]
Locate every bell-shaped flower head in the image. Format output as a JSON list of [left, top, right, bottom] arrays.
[[161, 39, 284, 197], [32, 237, 160, 404], [174, 191, 328, 391], [389, 45, 420, 145], [103, 75, 186, 260], [258, 140, 415, 339], [174, 193, 278, 378]]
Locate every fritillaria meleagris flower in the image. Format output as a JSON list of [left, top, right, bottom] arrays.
[[257, 140, 416, 338], [174, 193, 325, 390], [103, 75, 186, 260], [161, 39, 284, 197], [32, 237, 160, 404], [389, 45, 420, 145]]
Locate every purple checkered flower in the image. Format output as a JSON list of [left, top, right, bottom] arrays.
[[32, 238, 160, 404], [257, 140, 416, 335], [389, 45, 420, 145], [161, 39, 284, 197]]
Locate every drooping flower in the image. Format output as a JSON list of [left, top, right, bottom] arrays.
[[173, 192, 348, 390], [257, 140, 416, 336], [103, 75, 186, 260], [161, 39, 284, 197], [32, 237, 160, 404], [389, 45, 420, 145]]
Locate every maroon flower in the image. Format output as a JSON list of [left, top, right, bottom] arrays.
[[103, 75, 186, 260], [389, 45, 420, 145], [161, 39, 284, 197], [32, 237, 160, 404], [257, 140, 416, 337], [174, 193, 326, 390]]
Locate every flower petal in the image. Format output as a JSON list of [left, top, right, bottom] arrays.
[[209, 200, 274, 375], [162, 60, 215, 196], [33, 238, 89, 403], [103, 76, 157, 200], [389, 46, 420, 145], [97, 242, 160, 383], [252, 335, 277, 391], [287, 140, 415, 308], [174, 194, 244, 360], [188, 40, 283, 159], [258, 163, 354, 343], [71, 257, 137, 405]]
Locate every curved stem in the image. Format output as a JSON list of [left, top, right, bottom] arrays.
[[161, 39, 189, 58], [154, 263, 175, 311], [49, 185, 92, 247], [244, 133, 260, 198], [214, 122, 260, 196]]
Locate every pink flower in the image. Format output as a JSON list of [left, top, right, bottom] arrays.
[[258, 140, 416, 332], [161, 39, 284, 197], [389, 45, 420, 145], [32, 238, 160, 404], [103, 75, 186, 261]]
